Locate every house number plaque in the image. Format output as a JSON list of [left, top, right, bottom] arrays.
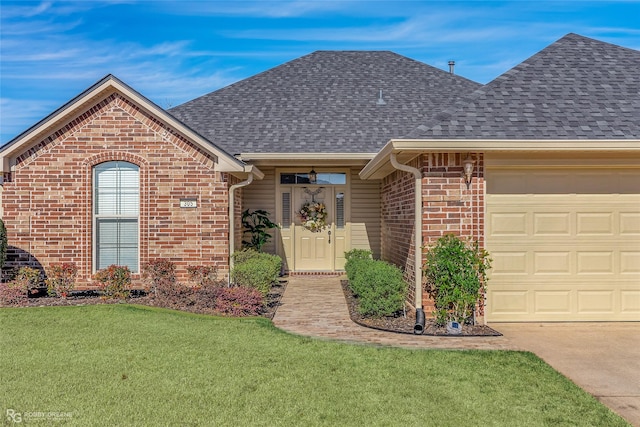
[[180, 198, 198, 208]]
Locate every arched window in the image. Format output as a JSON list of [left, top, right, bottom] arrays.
[[93, 161, 139, 272]]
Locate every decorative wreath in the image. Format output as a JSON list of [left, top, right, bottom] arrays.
[[298, 201, 328, 232]]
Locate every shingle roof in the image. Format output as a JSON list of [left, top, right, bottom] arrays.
[[405, 33, 640, 140], [169, 51, 480, 154]]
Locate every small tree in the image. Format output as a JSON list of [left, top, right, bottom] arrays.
[[423, 234, 491, 327], [241, 209, 279, 251]]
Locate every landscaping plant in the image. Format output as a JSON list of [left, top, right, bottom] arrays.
[[45, 262, 79, 298], [11, 266, 42, 296], [141, 259, 177, 297], [241, 209, 279, 251], [93, 265, 131, 299], [186, 265, 218, 288], [423, 234, 491, 327], [231, 249, 281, 295], [344, 249, 406, 317]]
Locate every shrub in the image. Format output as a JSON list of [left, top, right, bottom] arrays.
[[0, 282, 27, 305], [0, 219, 7, 271], [231, 250, 281, 295], [350, 260, 406, 317], [214, 286, 264, 316], [11, 266, 42, 296], [186, 265, 219, 288], [423, 234, 492, 327], [45, 262, 79, 298], [344, 249, 373, 296], [93, 265, 131, 299], [141, 259, 177, 297], [345, 253, 407, 317]]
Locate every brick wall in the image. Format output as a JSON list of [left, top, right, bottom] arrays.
[[380, 152, 485, 317], [1, 93, 231, 287], [381, 157, 420, 304]]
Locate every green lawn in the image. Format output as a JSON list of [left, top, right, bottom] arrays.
[[0, 305, 627, 426]]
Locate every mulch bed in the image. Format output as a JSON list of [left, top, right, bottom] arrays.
[[341, 280, 501, 336], [2, 280, 287, 320]]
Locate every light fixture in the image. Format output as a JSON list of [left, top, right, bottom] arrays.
[[462, 154, 475, 189], [309, 167, 317, 184]]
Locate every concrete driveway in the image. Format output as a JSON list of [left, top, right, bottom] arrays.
[[494, 322, 640, 426]]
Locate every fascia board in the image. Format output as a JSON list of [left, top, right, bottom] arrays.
[[360, 139, 640, 180]]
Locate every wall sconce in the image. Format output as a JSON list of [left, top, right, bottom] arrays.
[[462, 154, 475, 189], [309, 167, 317, 184]]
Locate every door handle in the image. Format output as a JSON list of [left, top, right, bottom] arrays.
[[328, 230, 331, 244]]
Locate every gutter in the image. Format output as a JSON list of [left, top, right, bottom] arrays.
[[389, 153, 425, 334], [228, 167, 256, 285]]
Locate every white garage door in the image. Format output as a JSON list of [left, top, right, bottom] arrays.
[[486, 167, 640, 321]]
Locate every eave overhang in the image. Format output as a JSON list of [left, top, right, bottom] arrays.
[[360, 139, 640, 180]]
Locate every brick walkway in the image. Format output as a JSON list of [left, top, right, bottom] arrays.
[[272, 275, 516, 350]]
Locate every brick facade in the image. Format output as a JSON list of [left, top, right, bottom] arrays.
[[1, 93, 232, 287], [380, 152, 485, 317]]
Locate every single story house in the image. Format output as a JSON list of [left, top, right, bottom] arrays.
[[1, 33, 638, 322]]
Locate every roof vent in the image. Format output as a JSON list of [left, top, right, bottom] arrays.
[[448, 60, 455, 74], [376, 89, 386, 105]]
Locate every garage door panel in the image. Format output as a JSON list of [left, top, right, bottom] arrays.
[[621, 291, 640, 313], [621, 252, 640, 273], [620, 213, 640, 234], [534, 213, 571, 235], [576, 213, 614, 235], [486, 167, 640, 321]]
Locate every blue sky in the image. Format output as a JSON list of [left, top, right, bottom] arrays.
[[1, 1, 638, 145]]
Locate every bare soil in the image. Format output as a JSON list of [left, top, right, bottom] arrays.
[[341, 280, 501, 336]]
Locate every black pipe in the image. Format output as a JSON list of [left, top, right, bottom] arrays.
[[413, 308, 426, 335]]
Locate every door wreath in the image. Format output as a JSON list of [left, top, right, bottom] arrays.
[[298, 201, 328, 232]]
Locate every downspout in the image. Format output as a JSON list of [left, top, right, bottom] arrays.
[[228, 172, 254, 285], [389, 153, 425, 334]]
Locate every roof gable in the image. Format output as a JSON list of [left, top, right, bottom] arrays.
[[406, 33, 640, 140], [169, 51, 481, 154], [1, 75, 249, 174]]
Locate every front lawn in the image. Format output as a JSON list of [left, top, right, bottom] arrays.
[[0, 305, 627, 426]]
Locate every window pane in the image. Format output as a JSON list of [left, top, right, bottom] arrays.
[[94, 161, 139, 272]]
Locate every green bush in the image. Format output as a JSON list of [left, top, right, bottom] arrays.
[[344, 252, 406, 317], [344, 249, 372, 294], [423, 234, 491, 327], [0, 219, 7, 271], [231, 250, 282, 295]]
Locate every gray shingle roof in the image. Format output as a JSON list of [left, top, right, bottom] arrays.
[[405, 33, 640, 140], [169, 51, 480, 154]]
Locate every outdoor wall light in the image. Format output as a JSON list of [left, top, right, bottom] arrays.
[[309, 167, 317, 184], [462, 154, 475, 189]]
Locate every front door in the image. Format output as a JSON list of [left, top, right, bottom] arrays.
[[293, 186, 333, 270], [278, 172, 348, 272]]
